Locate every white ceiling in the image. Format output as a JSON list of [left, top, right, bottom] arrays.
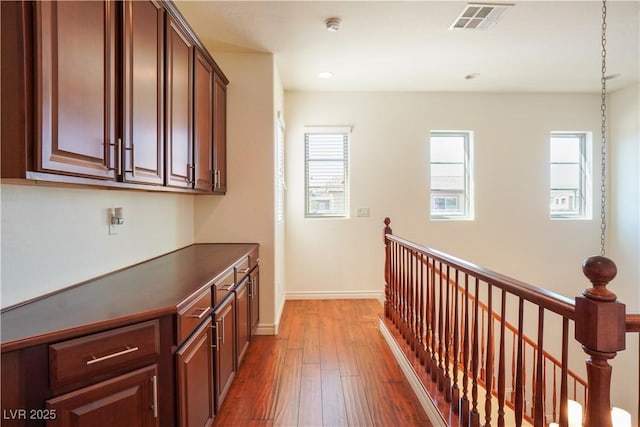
[[175, 1, 640, 93]]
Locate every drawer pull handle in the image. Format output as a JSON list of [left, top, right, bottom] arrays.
[[86, 346, 139, 365], [220, 284, 234, 291], [238, 267, 250, 274], [188, 307, 209, 319], [151, 374, 158, 418]]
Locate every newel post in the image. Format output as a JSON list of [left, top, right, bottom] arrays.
[[383, 218, 392, 319], [575, 256, 626, 427]]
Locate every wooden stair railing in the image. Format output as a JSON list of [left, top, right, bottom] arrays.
[[382, 217, 638, 427]]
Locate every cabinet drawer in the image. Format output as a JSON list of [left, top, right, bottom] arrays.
[[214, 268, 235, 306], [49, 320, 160, 389], [177, 288, 212, 344], [248, 247, 260, 270], [234, 256, 250, 283]]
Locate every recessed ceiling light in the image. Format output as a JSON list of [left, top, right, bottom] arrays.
[[318, 72, 334, 79]]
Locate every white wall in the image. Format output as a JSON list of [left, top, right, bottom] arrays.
[[609, 83, 640, 423], [194, 53, 278, 334], [1, 184, 195, 308], [284, 91, 604, 300], [273, 59, 287, 328]]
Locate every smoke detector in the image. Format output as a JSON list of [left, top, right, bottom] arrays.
[[450, 3, 514, 30], [324, 17, 342, 32]]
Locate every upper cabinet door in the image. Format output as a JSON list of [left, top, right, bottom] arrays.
[[122, 0, 164, 185], [35, 1, 117, 179], [165, 15, 193, 189], [193, 49, 214, 192], [212, 72, 227, 193]]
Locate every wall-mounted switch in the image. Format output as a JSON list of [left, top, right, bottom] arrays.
[[356, 207, 370, 217]]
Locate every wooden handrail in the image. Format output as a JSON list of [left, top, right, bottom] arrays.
[[385, 233, 576, 320], [382, 217, 636, 427]]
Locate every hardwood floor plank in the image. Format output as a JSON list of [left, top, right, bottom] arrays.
[[272, 348, 303, 426], [341, 374, 375, 426], [298, 363, 323, 426], [320, 368, 348, 427]]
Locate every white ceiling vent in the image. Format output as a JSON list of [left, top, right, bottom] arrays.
[[450, 3, 514, 30]]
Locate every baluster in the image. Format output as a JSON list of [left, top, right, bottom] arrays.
[[511, 326, 516, 405], [426, 256, 433, 374], [418, 254, 425, 365], [444, 265, 452, 401], [497, 290, 507, 427], [484, 283, 494, 427], [402, 246, 408, 341], [552, 364, 558, 425], [534, 307, 545, 427], [480, 307, 486, 382], [384, 218, 392, 319], [409, 250, 415, 353], [531, 347, 536, 419], [430, 260, 438, 383], [461, 273, 471, 425], [452, 269, 460, 413], [560, 318, 569, 427], [515, 298, 524, 427], [470, 277, 481, 427], [438, 262, 444, 391]]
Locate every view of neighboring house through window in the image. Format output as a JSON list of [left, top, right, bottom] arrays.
[[550, 132, 589, 219], [430, 131, 473, 220], [305, 129, 349, 218]]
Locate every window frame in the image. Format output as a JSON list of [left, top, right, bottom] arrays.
[[429, 131, 473, 220], [304, 127, 350, 219], [549, 132, 590, 220]]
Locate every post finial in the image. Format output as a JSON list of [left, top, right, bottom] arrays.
[[582, 255, 618, 301], [383, 217, 392, 243]]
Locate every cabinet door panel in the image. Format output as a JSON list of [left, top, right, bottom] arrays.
[[46, 365, 158, 427], [213, 295, 235, 411], [36, 1, 116, 179], [194, 49, 214, 192], [165, 16, 193, 188], [122, 0, 164, 185], [249, 267, 260, 337], [235, 279, 250, 366], [212, 72, 227, 193], [176, 319, 214, 427]]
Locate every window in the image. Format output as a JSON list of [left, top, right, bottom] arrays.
[[305, 129, 349, 218], [550, 132, 589, 218], [430, 131, 473, 219]]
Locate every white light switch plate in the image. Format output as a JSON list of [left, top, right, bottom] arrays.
[[356, 207, 370, 217]]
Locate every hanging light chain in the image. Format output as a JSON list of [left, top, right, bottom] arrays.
[[599, 0, 608, 256]]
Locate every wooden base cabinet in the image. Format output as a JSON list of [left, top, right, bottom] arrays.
[[249, 267, 260, 337], [176, 319, 214, 427], [46, 365, 159, 427], [213, 295, 235, 412]]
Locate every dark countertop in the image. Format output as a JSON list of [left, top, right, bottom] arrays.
[[1, 243, 258, 352]]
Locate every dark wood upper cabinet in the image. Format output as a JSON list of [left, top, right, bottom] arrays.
[[1, 1, 228, 193], [194, 48, 214, 192], [165, 15, 193, 189], [213, 71, 228, 193], [35, 1, 117, 180], [122, 0, 165, 185]]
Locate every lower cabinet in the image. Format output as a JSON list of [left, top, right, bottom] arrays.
[[176, 319, 214, 427], [249, 266, 260, 336], [213, 294, 235, 412], [46, 365, 159, 427]]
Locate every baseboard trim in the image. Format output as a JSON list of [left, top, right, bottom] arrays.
[[254, 323, 277, 335], [378, 318, 448, 427], [286, 290, 384, 301]]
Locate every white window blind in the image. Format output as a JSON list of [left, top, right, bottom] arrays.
[[305, 131, 349, 218], [429, 131, 473, 219], [550, 132, 589, 219]]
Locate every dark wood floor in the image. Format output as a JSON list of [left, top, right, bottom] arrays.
[[213, 299, 434, 426]]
